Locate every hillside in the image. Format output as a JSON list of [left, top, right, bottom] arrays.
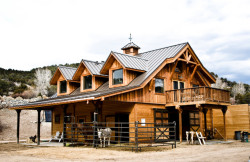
[[0, 63, 79, 96]]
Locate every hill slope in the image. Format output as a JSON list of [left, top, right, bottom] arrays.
[[0, 63, 79, 96]]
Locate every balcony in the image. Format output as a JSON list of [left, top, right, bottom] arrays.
[[165, 87, 230, 106]]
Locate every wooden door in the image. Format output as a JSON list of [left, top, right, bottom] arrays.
[[154, 109, 169, 142]]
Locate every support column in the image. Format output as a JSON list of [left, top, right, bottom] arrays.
[[63, 105, 68, 146], [198, 107, 203, 135], [92, 100, 103, 147], [222, 106, 227, 141], [16, 109, 21, 144], [177, 107, 183, 143], [203, 108, 208, 137], [37, 109, 41, 145]]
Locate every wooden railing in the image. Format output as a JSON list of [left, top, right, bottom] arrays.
[[166, 87, 230, 104]]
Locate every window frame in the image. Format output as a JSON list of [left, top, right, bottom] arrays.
[[155, 78, 164, 94], [112, 69, 123, 85], [189, 111, 200, 126], [59, 80, 67, 94], [173, 80, 185, 90], [83, 75, 92, 90]]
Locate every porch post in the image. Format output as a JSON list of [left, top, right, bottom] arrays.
[[203, 108, 208, 137], [37, 109, 41, 145], [16, 109, 21, 144], [198, 106, 204, 135], [177, 107, 183, 143], [92, 100, 103, 147], [222, 106, 227, 140], [63, 105, 68, 146]]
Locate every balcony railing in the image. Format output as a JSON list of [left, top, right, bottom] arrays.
[[166, 87, 230, 104]]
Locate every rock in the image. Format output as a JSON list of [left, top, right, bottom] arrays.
[[42, 95, 48, 99], [1, 102, 7, 108], [16, 96, 23, 101]]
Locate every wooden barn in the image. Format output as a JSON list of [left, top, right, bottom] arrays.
[[11, 41, 231, 145]]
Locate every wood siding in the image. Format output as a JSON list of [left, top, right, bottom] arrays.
[[213, 104, 250, 139]]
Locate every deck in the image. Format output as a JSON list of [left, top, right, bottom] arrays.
[[165, 87, 231, 107]]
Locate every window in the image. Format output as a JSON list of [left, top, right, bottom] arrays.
[[55, 114, 60, 124], [173, 81, 184, 90], [155, 78, 164, 93], [60, 81, 67, 93], [189, 112, 199, 126], [113, 69, 123, 85], [83, 75, 92, 89], [193, 84, 199, 88]]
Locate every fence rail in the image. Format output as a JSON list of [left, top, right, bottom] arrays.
[[166, 86, 230, 104], [63, 116, 176, 152]]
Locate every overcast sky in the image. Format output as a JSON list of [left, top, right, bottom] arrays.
[[0, 0, 250, 84]]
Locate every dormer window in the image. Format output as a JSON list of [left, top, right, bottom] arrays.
[[113, 69, 123, 85], [60, 81, 67, 93], [83, 75, 92, 89]]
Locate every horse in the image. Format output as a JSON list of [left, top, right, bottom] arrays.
[[97, 128, 112, 147]]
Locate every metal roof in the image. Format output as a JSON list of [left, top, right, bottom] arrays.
[[59, 66, 77, 80], [11, 42, 188, 109], [14, 83, 139, 108], [112, 52, 148, 71], [128, 42, 187, 86], [121, 42, 140, 50], [82, 60, 106, 76]]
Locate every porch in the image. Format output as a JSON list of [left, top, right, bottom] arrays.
[[165, 87, 230, 142], [165, 86, 230, 107]]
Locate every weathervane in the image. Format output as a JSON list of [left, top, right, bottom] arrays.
[[129, 33, 132, 43]]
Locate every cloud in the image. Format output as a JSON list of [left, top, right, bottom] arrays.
[[0, 0, 250, 84]]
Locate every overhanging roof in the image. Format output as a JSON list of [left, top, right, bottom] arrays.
[[12, 42, 212, 109]]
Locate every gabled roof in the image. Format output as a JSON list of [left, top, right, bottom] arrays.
[[121, 42, 140, 50], [129, 42, 188, 86], [59, 66, 77, 80], [50, 66, 77, 85], [112, 52, 148, 71], [82, 60, 106, 76], [72, 60, 107, 81]]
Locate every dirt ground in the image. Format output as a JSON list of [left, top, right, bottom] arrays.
[[0, 108, 51, 141], [0, 141, 249, 162]]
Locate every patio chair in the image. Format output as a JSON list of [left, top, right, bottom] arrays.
[[186, 131, 195, 144], [49, 131, 63, 142], [196, 132, 206, 145]]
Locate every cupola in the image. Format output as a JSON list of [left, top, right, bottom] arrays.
[[121, 34, 140, 56]]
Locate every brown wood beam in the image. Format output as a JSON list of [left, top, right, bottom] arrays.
[[149, 78, 155, 92], [176, 106, 183, 143], [187, 54, 192, 64], [197, 71, 209, 86], [189, 64, 199, 84], [16, 109, 21, 144], [203, 108, 208, 137], [177, 58, 197, 65], [183, 50, 187, 60], [222, 106, 227, 141], [37, 109, 41, 145], [198, 106, 204, 135], [170, 60, 179, 80]]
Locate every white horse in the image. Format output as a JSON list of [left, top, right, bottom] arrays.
[[97, 128, 112, 147]]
